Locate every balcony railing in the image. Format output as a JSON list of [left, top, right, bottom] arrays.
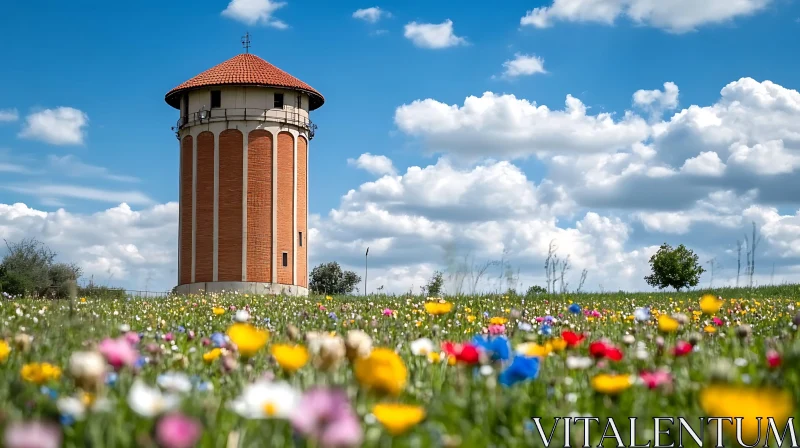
[[172, 107, 317, 140]]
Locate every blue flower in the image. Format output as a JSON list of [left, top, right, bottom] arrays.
[[105, 372, 118, 386], [177, 325, 186, 333], [60, 415, 76, 426], [210, 332, 226, 347], [539, 324, 553, 337], [472, 335, 511, 361], [328, 312, 337, 320], [518, 322, 532, 332], [499, 355, 540, 387], [40, 386, 57, 400], [634, 307, 651, 322], [568, 303, 581, 314]]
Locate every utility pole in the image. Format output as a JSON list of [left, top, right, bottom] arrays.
[[365, 247, 369, 297]]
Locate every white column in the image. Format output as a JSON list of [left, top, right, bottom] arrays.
[[213, 131, 219, 282], [292, 131, 298, 285], [272, 129, 278, 285], [241, 127, 248, 282], [191, 130, 197, 283]]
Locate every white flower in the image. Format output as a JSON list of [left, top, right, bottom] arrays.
[[410, 338, 435, 356], [517, 322, 532, 332], [479, 365, 494, 376], [57, 395, 112, 421], [228, 380, 299, 419], [634, 307, 650, 322], [119, 324, 131, 332], [127, 379, 180, 417], [622, 334, 636, 345], [234, 310, 250, 323], [345, 330, 373, 360], [68, 351, 107, 385], [565, 356, 593, 370], [156, 372, 193, 394]]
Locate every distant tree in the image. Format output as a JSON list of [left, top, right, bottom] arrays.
[[424, 271, 445, 297], [0, 238, 82, 298], [309, 262, 361, 295], [525, 285, 547, 297], [644, 243, 705, 291]]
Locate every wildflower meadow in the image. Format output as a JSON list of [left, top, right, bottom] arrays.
[[1, 285, 799, 447]]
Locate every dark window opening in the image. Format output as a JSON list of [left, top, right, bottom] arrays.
[[210, 90, 221, 109], [274, 93, 284, 109], [298, 231, 303, 247], [181, 95, 188, 125], [296, 95, 302, 109], [282, 252, 288, 267]]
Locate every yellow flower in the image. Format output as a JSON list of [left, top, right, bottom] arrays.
[[372, 403, 426, 435], [424, 301, 453, 316], [489, 317, 508, 325], [699, 294, 723, 314], [466, 315, 476, 323], [703, 325, 717, 334], [271, 344, 309, 373], [203, 348, 222, 364], [354, 348, 408, 396], [427, 352, 441, 364], [227, 323, 269, 358], [551, 338, 568, 352], [699, 385, 794, 444], [326, 295, 333, 301], [0, 340, 10, 362], [658, 315, 680, 333], [591, 374, 632, 395], [21, 362, 62, 385], [212, 307, 225, 315], [517, 342, 552, 358], [80, 298, 87, 303]]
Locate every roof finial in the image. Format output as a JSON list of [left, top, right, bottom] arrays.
[[241, 32, 251, 53]]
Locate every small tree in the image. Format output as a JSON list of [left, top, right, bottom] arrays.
[[644, 243, 705, 291], [525, 285, 547, 297], [309, 262, 361, 295], [424, 271, 445, 297]]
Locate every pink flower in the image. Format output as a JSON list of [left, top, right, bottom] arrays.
[[672, 341, 693, 357], [4, 421, 62, 448], [488, 324, 506, 335], [767, 350, 782, 369], [124, 331, 140, 345], [229, 305, 237, 311], [164, 333, 174, 342], [382, 309, 393, 316], [712, 317, 723, 326], [155, 413, 202, 448], [535, 317, 544, 323], [291, 388, 363, 448], [640, 370, 673, 389], [98, 337, 139, 371]]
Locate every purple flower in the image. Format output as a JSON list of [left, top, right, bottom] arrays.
[[155, 413, 202, 448], [4, 421, 62, 448], [291, 387, 363, 448]]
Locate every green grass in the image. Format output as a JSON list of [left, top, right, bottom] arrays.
[[1, 284, 799, 447]]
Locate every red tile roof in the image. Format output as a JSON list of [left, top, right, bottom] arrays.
[[165, 53, 324, 110]]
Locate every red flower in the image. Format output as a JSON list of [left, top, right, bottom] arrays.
[[639, 370, 672, 389], [442, 342, 480, 365], [561, 331, 585, 347], [672, 341, 693, 357], [766, 350, 782, 369], [589, 340, 623, 361]]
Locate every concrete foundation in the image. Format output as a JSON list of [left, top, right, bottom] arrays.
[[174, 282, 309, 297]]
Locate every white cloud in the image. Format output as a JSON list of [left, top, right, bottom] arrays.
[[404, 20, 467, 49], [6, 184, 152, 206], [353, 7, 390, 23], [680, 151, 726, 177], [0, 202, 177, 292], [633, 82, 679, 120], [18, 107, 88, 146], [727, 140, 800, 175], [347, 153, 397, 176], [47, 155, 139, 183], [0, 163, 29, 174], [0, 109, 18, 122], [500, 53, 547, 78], [394, 92, 650, 160], [521, 0, 773, 33], [221, 0, 288, 29]]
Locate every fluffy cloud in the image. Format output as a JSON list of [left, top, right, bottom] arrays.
[[0, 109, 18, 122], [221, 0, 288, 29], [18, 107, 88, 145], [352, 7, 390, 23], [521, 0, 773, 33], [0, 202, 177, 292], [394, 92, 650, 160], [404, 20, 467, 49], [500, 53, 547, 78], [347, 153, 396, 176]]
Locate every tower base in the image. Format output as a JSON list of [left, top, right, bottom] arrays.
[[174, 282, 309, 297]]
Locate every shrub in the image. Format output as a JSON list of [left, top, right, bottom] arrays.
[[309, 262, 361, 295]]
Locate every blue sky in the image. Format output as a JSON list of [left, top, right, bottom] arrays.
[[2, 0, 800, 293]]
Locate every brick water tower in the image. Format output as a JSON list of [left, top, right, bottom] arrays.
[[165, 43, 323, 296]]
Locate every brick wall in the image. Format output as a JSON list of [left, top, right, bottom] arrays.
[[218, 129, 244, 281], [277, 132, 294, 285], [179, 135, 193, 285], [247, 130, 273, 282], [195, 131, 215, 282], [297, 136, 308, 287]]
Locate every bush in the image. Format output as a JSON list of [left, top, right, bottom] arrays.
[[0, 238, 83, 299], [309, 262, 361, 295], [525, 285, 547, 297], [424, 271, 444, 297], [644, 243, 706, 291]]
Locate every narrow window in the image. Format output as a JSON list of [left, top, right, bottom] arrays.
[[298, 231, 303, 247], [274, 93, 284, 109], [296, 94, 302, 109], [282, 252, 288, 267], [210, 90, 221, 109]]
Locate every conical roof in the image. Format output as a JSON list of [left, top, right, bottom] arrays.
[[165, 53, 324, 110]]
